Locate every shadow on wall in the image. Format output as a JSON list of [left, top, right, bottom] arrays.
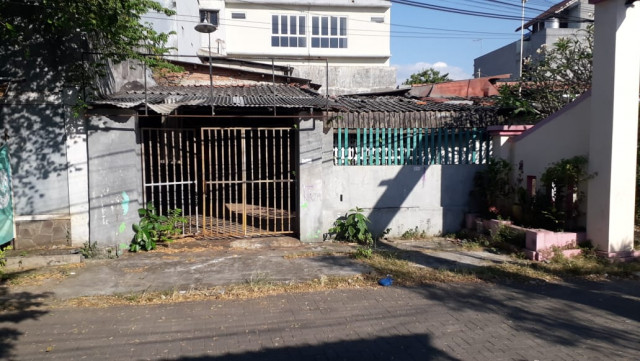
[[0, 285, 52, 359], [0, 104, 71, 215], [366, 165, 481, 237], [0, 2, 138, 216], [0, 8, 86, 216]]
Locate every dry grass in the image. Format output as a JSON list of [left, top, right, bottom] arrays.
[[360, 249, 640, 286], [283, 251, 350, 259], [2, 263, 86, 287], [56, 275, 375, 308]]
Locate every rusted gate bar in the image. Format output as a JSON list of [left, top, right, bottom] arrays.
[[201, 127, 296, 238]]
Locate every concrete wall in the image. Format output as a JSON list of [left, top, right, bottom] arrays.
[[87, 111, 143, 247], [292, 64, 396, 95], [322, 165, 480, 238], [298, 116, 325, 241], [510, 93, 591, 183], [474, 41, 520, 80], [0, 103, 70, 216], [298, 119, 482, 241]]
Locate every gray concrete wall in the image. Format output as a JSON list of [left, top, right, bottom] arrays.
[[298, 116, 326, 241], [298, 121, 483, 242], [474, 42, 520, 80], [87, 111, 143, 247], [474, 27, 591, 79], [292, 65, 397, 95], [0, 104, 70, 216], [322, 165, 481, 238]]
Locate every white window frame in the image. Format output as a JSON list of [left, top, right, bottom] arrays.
[[271, 14, 307, 48], [311, 15, 347, 49]]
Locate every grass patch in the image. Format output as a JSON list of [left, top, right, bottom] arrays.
[[400, 227, 429, 240], [359, 245, 640, 286]]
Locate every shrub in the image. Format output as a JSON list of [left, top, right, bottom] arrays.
[[328, 207, 373, 246], [130, 203, 187, 252]]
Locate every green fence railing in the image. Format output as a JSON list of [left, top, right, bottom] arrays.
[[333, 127, 492, 166]]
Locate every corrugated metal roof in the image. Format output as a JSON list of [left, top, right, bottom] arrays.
[[94, 84, 330, 114], [93, 84, 496, 117], [331, 96, 490, 113]]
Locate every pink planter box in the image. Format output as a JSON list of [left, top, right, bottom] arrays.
[[466, 216, 586, 262], [525, 229, 586, 252]]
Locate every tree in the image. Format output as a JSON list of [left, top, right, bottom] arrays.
[[498, 26, 593, 122], [0, 0, 177, 97], [403, 68, 451, 85]]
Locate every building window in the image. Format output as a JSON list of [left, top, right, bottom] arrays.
[[370, 16, 384, 23], [231, 12, 246, 19], [200, 9, 219, 26], [271, 15, 306, 48], [311, 16, 347, 48]]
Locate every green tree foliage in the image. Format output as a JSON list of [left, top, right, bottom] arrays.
[[403, 68, 451, 85], [0, 0, 177, 90], [498, 26, 593, 122]]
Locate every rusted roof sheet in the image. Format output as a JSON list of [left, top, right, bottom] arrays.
[[408, 75, 510, 98], [93, 84, 330, 114]]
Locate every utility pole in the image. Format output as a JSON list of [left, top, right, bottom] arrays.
[[519, 0, 527, 80]]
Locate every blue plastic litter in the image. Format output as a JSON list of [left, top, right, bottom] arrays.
[[378, 275, 393, 286]]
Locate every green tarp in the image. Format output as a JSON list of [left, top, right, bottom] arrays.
[[0, 144, 14, 246]]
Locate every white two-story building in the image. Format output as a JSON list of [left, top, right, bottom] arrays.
[[147, 0, 396, 95]]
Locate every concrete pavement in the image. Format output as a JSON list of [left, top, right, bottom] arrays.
[[3, 237, 512, 300]]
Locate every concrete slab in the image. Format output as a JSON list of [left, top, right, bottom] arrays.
[[4, 254, 84, 271], [7, 238, 370, 300], [4, 236, 518, 300]]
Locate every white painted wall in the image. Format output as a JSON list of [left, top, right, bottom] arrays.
[[586, 0, 640, 254], [510, 93, 591, 184], [223, 3, 390, 64]]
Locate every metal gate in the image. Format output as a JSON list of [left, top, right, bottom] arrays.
[[140, 128, 200, 234], [201, 127, 296, 237]]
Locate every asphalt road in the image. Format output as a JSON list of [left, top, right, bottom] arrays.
[[2, 280, 639, 361]]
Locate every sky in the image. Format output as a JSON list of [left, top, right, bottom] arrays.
[[389, 0, 561, 83]]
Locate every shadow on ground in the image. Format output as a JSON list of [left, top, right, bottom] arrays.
[[375, 242, 640, 356], [160, 333, 458, 361], [0, 285, 52, 359]]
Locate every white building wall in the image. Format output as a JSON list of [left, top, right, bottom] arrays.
[[510, 94, 591, 185], [145, 0, 395, 93], [223, 2, 390, 64]]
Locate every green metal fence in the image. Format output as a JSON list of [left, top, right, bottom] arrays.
[[333, 127, 492, 166]]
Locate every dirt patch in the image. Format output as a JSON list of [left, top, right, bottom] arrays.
[[54, 275, 376, 308], [2, 263, 86, 287]]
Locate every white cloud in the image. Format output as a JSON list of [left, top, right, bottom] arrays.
[[392, 61, 471, 85]]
